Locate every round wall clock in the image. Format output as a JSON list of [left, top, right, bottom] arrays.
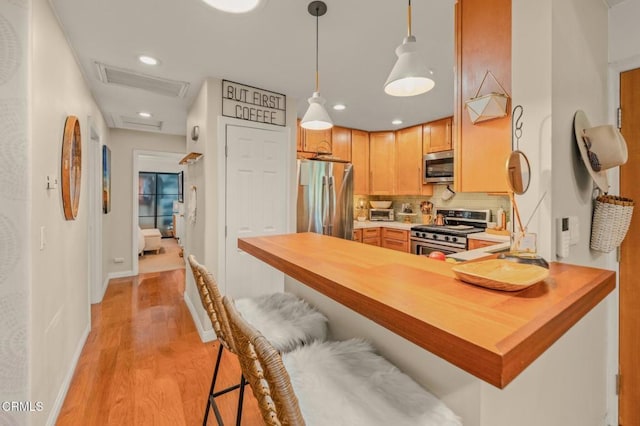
[[61, 115, 81, 220]]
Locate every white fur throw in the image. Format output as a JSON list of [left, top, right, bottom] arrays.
[[235, 292, 328, 353], [282, 339, 462, 426]]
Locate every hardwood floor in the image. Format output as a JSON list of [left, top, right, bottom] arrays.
[[56, 269, 263, 425]]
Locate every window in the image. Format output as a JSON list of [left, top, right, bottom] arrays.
[[138, 172, 180, 237]]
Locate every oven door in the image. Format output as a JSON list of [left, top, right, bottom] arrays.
[[411, 239, 465, 256]]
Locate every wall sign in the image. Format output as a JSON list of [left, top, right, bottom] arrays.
[[222, 80, 286, 126]]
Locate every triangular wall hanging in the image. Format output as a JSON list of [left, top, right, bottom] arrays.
[[465, 70, 510, 124]]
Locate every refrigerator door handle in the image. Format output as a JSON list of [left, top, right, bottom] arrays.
[[321, 175, 329, 235], [327, 175, 335, 235]]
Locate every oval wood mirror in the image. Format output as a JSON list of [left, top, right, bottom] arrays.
[[506, 150, 530, 195], [61, 115, 82, 220]]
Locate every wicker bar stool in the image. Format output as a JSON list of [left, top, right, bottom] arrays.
[[187, 255, 328, 426], [223, 296, 462, 426]]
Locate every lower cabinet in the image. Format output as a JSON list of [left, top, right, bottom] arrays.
[[362, 228, 381, 246], [352, 229, 363, 242], [467, 239, 500, 250], [381, 228, 410, 253]]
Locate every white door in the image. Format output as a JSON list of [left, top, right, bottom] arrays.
[[225, 124, 288, 299]]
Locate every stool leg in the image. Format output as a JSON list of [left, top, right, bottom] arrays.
[[235, 375, 246, 426], [204, 343, 225, 426]]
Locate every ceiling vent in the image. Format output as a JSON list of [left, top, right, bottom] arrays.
[[95, 62, 189, 98], [108, 113, 163, 131]]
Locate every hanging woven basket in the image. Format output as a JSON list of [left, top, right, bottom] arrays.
[[590, 195, 634, 253], [465, 70, 510, 124]]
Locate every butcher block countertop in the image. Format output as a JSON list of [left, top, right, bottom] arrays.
[[238, 233, 615, 388]]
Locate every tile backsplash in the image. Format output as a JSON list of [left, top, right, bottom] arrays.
[[355, 185, 510, 224]]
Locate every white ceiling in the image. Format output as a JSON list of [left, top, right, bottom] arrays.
[[50, 0, 456, 135]]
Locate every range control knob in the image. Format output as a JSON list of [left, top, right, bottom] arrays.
[[432, 234, 438, 240], [444, 236, 450, 242], [451, 237, 458, 243]]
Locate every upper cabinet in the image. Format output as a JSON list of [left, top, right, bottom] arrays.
[[369, 131, 395, 195], [331, 126, 352, 162], [351, 130, 370, 195], [426, 117, 453, 153], [396, 125, 432, 196], [454, 0, 511, 193], [298, 123, 332, 154]]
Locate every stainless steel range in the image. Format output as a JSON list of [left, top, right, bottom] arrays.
[[410, 208, 491, 256]]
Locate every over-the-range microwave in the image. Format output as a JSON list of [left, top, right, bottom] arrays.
[[423, 150, 454, 184]]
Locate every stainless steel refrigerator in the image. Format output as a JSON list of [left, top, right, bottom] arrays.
[[297, 159, 353, 239]]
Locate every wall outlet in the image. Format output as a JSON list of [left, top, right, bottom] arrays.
[[46, 175, 58, 190], [113, 257, 125, 263]]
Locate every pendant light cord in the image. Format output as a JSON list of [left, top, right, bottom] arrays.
[[407, 0, 412, 37], [315, 7, 320, 92]]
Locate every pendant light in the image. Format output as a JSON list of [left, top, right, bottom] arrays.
[[301, 1, 333, 130], [384, 0, 435, 97]]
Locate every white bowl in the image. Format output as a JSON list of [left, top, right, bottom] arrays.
[[370, 200, 392, 209]]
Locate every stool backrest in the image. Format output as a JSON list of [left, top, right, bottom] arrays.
[[187, 254, 234, 353], [223, 296, 305, 426]]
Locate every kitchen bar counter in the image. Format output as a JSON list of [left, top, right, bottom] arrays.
[[238, 232, 615, 388]]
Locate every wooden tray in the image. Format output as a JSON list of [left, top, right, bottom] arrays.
[[452, 259, 549, 291]]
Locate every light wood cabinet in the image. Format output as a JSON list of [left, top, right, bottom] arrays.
[[297, 119, 332, 154], [467, 239, 499, 250], [352, 228, 363, 242], [426, 117, 453, 153], [331, 126, 351, 162], [454, 0, 511, 193], [369, 132, 395, 195], [362, 227, 381, 246], [381, 228, 410, 253], [296, 119, 304, 152], [395, 126, 423, 195], [351, 130, 370, 195], [300, 127, 332, 154]]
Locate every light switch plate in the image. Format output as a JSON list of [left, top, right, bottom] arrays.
[[569, 216, 579, 245]]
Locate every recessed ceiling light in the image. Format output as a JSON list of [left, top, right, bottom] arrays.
[[392, 119, 403, 125], [201, 0, 263, 13], [138, 55, 159, 66], [333, 104, 346, 111], [138, 112, 152, 118]]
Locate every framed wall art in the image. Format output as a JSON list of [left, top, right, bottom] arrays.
[[102, 145, 111, 214]]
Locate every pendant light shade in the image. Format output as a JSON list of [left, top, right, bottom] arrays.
[[201, 0, 262, 14], [301, 1, 333, 130], [384, 1, 435, 97], [302, 92, 333, 130]]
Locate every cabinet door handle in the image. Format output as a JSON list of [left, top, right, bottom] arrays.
[[418, 166, 421, 192]]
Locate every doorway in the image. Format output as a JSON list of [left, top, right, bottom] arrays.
[[131, 151, 184, 276], [619, 67, 639, 426]]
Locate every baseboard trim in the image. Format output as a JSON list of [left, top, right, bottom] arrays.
[[183, 291, 215, 343], [46, 323, 90, 426], [108, 270, 135, 280]]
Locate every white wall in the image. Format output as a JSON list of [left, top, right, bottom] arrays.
[[0, 1, 29, 425], [184, 78, 217, 338], [30, 0, 110, 424], [184, 78, 298, 339], [609, 0, 640, 64], [138, 155, 184, 174], [104, 129, 184, 276]]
